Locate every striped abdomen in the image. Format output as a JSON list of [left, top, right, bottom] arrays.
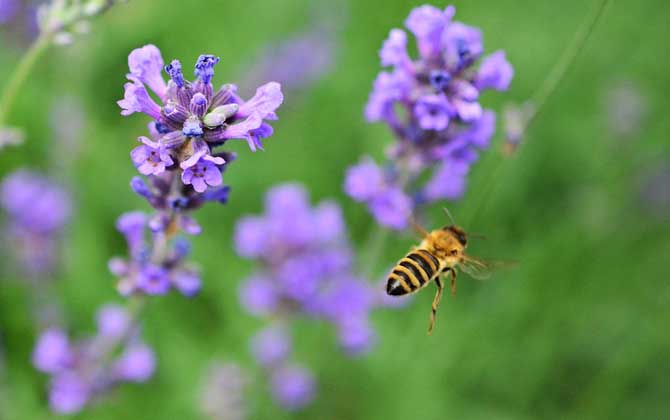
[[386, 249, 441, 296]]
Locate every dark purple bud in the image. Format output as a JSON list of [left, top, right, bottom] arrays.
[[163, 101, 189, 124], [189, 93, 208, 118], [202, 186, 231, 204], [165, 59, 185, 88], [130, 176, 152, 199], [210, 84, 235, 108], [194, 54, 220, 85], [168, 196, 189, 210], [154, 121, 172, 134], [429, 70, 451, 91]]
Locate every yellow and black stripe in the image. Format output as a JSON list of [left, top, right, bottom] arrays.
[[386, 249, 441, 296]]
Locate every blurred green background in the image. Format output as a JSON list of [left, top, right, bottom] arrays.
[[1, 0, 669, 419]]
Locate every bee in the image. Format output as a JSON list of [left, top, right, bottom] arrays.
[[386, 210, 496, 335]]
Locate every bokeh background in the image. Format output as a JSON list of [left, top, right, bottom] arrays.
[[1, 0, 669, 419]]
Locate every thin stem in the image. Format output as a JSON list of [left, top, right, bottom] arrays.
[[464, 0, 611, 227], [0, 34, 52, 126], [525, 0, 611, 127]]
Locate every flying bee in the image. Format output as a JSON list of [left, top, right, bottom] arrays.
[[386, 210, 499, 335]]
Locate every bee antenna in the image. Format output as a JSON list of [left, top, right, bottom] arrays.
[[442, 207, 456, 226]]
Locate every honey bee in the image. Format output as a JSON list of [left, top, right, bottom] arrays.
[[386, 210, 497, 335]]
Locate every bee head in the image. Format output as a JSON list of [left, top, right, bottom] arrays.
[[443, 225, 467, 247]]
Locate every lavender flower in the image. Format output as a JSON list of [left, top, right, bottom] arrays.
[[32, 304, 155, 414], [350, 4, 513, 229], [115, 45, 283, 298], [118, 44, 284, 190], [0, 170, 71, 276], [109, 211, 201, 297], [36, 0, 123, 44], [270, 365, 315, 411], [200, 362, 249, 420], [0, 0, 19, 24], [235, 184, 378, 410]]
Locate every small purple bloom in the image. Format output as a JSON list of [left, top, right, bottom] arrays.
[[380, 28, 410, 67], [32, 328, 72, 374], [239, 275, 278, 316], [172, 270, 201, 297], [443, 21, 483, 68], [343, 158, 384, 202], [369, 187, 413, 230], [250, 325, 291, 367], [127, 44, 167, 100], [181, 156, 223, 193], [476, 51, 514, 91], [405, 5, 454, 59], [137, 264, 171, 295], [49, 373, 90, 414], [112, 343, 156, 382], [194, 54, 220, 84], [96, 304, 130, 339], [236, 82, 284, 120], [117, 77, 162, 120], [414, 94, 452, 131], [116, 211, 146, 257], [164, 59, 185, 88], [422, 158, 470, 201], [130, 136, 173, 176], [270, 365, 315, 411]]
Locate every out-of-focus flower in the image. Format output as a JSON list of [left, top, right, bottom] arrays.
[[109, 211, 201, 297], [270, 365, 316, 411], [200, 362, 248, 420], [0, 0, 19, 25], [0, 170, 71, 276], [235, 184, 382, 410], [349, 4, 513, 229], [242, 27, 336, 94], [605, 80, 648, 140], [36, 0, 124, 44], [32, 305, 155, 414]]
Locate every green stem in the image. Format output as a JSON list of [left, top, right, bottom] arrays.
[[525, 0, 611, 126], [464, 0, 611, 227], [0, 33, 52, 126]]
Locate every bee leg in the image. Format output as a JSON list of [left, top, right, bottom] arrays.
[[427, 277, 444, 335], [449, 269, 457, 296]]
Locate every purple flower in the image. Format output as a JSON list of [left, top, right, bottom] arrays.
[[476, 51, 514, 91], [344, 158, 384, 201], [172, 270, 201, 297], [130, 136, 173, 176], [116, 211, 146, 258], [355, 4, 513, 225], [380, 29, 410, 67], [194, 54, 220, 84], [1, 170, 71, 275], [180, 156, 223, 193], [0, 170, 71, 234], [96, 304, 130, 339], [112, 343, 156, 382], [127, 44, 167, 100], [270, 365, 315, 411], [33, 305, 156, 414], [32, 328, 72, 374], [49, 373, 90, 414], [250, 325, 291, 367], [405, 5, 454, 59], [137, 264, 171, 295], [0, 0, 20, 24], [414, 94, 452, 131], [117, 77, 162, 120], [238, 275, 278, 316]]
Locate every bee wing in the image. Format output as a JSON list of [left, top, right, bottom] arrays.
[[460, 256, 517, 281]]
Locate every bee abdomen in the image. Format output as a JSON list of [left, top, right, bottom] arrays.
[[386, 249, 440, 296]]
